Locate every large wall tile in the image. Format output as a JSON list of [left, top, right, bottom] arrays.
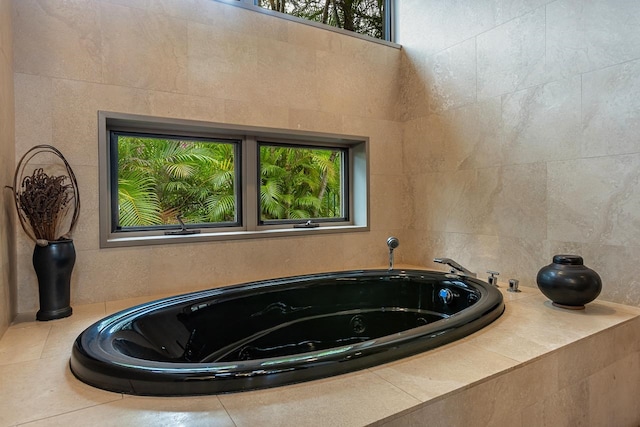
[[187, 21, 259, 101], [546, 0, 640, 78], [0, 0, 14, 335], [440, 232, 544, 288], [147, 91, 226, 123], [501, 76, 581, 164], [315, 51, 367, 117], [343, 116, 402, 176], [13, 73, 53, 158], [395, 0, 497, 56], [402, 116, 435, 175], [490, 162, 547, 240], [369, 174, 410, 232], [392, 355, 559, 424], [316, 48, 397, 120], [51, 79, 151, 167], [548, 154, 640, 247], [257, 38, 318, 111], [426, 38, 477, 113], [493, 0, 550, 25], [99, 0, 235, 29], [402, 100, 504, 175], [289, 108, 343, 134], [100, 2, 188, 92], [0, 0, 11, 64], [477, 7, 546, 98], [587, 354, 640, 425], [224, 98, 289, 129], [521, 379, 590, 425], [415, 163, 546, 240], [12, 0, 102, 82], [397, 52, 429, 122], [69, 165, 100, 251], [582, 58, 640, 157]]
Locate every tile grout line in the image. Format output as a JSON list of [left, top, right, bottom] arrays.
[[366, 367, 424, 404], [13, 396, 124, 426], [216, 395, 240, 427]]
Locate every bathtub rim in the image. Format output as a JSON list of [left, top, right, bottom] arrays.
[[70, 268, 504, 395]]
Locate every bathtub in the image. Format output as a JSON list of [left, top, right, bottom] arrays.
[[70, 269, 504, 396]]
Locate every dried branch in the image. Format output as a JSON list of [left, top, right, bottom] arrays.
[[18, 168, 74, 242], [12, 145, 80, 244]]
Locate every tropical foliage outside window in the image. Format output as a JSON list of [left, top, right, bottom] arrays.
[[112, 134, 347, 232], [114, 134, 238, 229], [259, 144, 344, 222], [254, 0, 386, 40]]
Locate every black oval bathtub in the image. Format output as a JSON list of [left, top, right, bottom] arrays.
[[70, 269, 504, 396]]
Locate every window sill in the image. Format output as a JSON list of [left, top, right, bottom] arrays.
[[101, 225, 369, 248]]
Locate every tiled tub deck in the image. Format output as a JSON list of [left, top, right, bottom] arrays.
[[1, 281, 639, 426]]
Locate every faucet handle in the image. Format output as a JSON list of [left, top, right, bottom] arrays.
[[487, 270, 500, 287]]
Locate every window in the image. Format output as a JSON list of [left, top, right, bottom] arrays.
[[258, 143, 347, 224], [226, 0, 395, 43], [112, 132, 240, 231], [99, 112, 369, 247]]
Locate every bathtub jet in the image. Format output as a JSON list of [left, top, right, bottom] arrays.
[[70, 269, 504, 396]]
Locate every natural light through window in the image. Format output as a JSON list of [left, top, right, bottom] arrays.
[[255, 0, 386, 40], [99, 112, 369, 247], [228, 0, 393, 42], [113, 133, 239, 231], [259, 143, 346, 223]]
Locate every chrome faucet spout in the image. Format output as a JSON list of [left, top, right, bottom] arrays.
[[433, 258, 476, 278], [387, 237, 399, 271]]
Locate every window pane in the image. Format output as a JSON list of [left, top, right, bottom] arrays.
[[114, 133, 238, 229], [256, 0, 385, 40], [259, 144, 345, 222]]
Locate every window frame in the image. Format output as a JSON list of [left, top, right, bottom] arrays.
[[256, 140, 349, 226], [109, 130, 243, 233], [216, 0, 398, 46], [98, 112, 369, 248]]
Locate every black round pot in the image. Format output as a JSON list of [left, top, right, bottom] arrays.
[[536, 255, 602, 310], [33, 239, 75, 321]]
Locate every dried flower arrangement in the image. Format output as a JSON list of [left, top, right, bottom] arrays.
[[11, 145, 80, 246]]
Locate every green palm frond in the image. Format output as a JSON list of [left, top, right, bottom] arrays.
[[204, 194, 236, 222], [118, 174, 162, 226]]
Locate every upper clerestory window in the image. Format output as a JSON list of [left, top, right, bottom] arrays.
[[99, 112, 369, 247], [224, 0, 395, 43]]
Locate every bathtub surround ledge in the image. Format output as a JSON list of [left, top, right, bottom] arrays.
[[1, 272, 639, 426]]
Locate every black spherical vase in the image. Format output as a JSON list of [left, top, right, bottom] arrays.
[[536, 255, 602, 310], [33, 239, 75, 321]]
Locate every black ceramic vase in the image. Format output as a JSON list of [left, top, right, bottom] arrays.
[[33, 239, 75, 321], [536, 255, 602, 310]]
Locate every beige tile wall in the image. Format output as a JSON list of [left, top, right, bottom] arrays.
[[0, 0, 16, 336], [9, 0, 640, 316], [397, 0, 640, 306], [11, 0, 405, 313]]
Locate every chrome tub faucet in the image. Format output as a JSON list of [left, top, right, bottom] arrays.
[[433, 258, 477, 278]]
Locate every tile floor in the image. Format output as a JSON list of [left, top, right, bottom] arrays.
[[1, 283, 638, 426]]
